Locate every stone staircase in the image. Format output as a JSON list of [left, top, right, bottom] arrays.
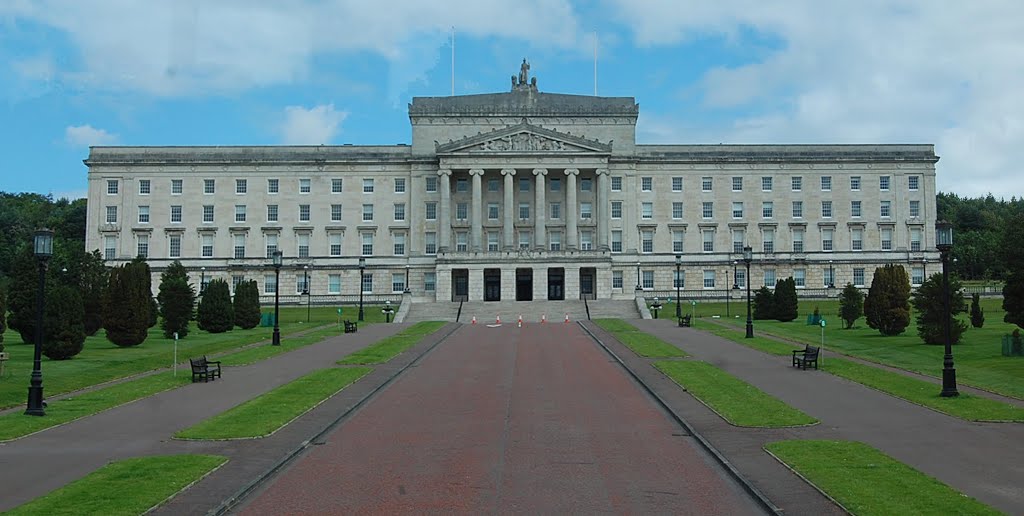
[[399, 299, 641, 323]]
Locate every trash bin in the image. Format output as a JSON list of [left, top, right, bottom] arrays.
[[260, 313, 276, 327]]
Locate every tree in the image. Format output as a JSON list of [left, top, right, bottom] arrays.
[[753, 286, 775, 320], [41, 283, 85, 360], [773, 277, 799, 322], [233, 280, 262, 330], [1003, 271, 1024, 330], [864, 264, 912, 336], [839, 283, 864, 329], [197, 279, 233, 333], [911, 272, 968, 346], [157, 261, 195, 339], [102, 261, 151, 347], [6, 245, 40, 343], [970, 293, 985, 328], [0, 289, 7, 351]]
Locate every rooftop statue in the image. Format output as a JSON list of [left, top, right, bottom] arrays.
[[512, 58, 537, 92]]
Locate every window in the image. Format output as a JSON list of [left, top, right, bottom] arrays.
[[268, 178, 279, 194], [611, 176, 622, 191], [762, 228, 775, 253], [762, 201, 774, 219], [641, 202, 653, 219], [231, 275, 246, 293], [909, 175, 920, 191], [794, 268, 805, 288], [519, 178, 530, 192], [703, 270, 716, 289], [761, 176, 773, 192], [821, 200, 833, 218], [300, 204, 311, 222], [519, 230, 531, 249], [362, 204, 373, 222], [170, 205, 182, 223], [203, 234, 215, 257], [487, 232, 498, 252], [612, 270, 623, 289], [424, 272, 436, 292], [642, 270, 654, 290], [328, 274, 341, 294], [611, 230, 622, 253], [702, 176, 713, 192], [519, 203, 530, 220], [203, 205, 214, 223], [792, 201, 803, 219], [909, 200, 920, 218], [852, 228, 863, 251], [106, 205, 118, 224], [763, 269, 776, 288], [488, 178, 499, 192], [298, 234, 310, 258], [702, 229, 714, 253], [732, 177, 743, 191], [853, 268, 865, 287], [456, 232, 468, 252], [394, 232, 407, 255], [910, 227, 922, 252], [824, 267, 835, 288], [880, 200, 892, 218], [674, 269, 685, 289], [549, 231, 562, 251], [296, 274, 309, 295], [672, 177, 682, 192], [732, 202, 743, 219], [549, 178, 561, 191], [580, 202, 592, 219], [672, 202, 683, 219], [106, 179, 119, 195], [611, 201, 622, 219], [456, 178, 468, 192], [851, 200, 862, 217], [488, 203, 499, 220], [392, 273, 406, 293], [425, 232, 437, 255], [791, 176, 802, 191], [580, 231, 593, 251], [267, 205, 279, 222], [425, 176, 437, 192], [821, 176, 832, 191], [881, 228, 893, 251], [822, 228, 834, 251], [455, 202, 468, 220], [912, 267, 924, 286], [394, 203, 406, 222], [236, 179, 247, 194], [361, 233, 373, 255], [793, 229, 804, 252], [104, 236, 116, 260], [300, 178, 311, 193], [641, 177, 652, 191], [139, 179, 151, 195], [264, 233, 277, 258], [138, 206, 150, 224], [169, 235, 181, 258], [394, 178, 405, 193], [331, 178, 342, 193], [331, 204, 342, 222], [136, 234, 149, 258], [550, 202, 561, 220], [265, 274, 277, 294], [580, 178, 592, 191], [204, 179, 215, 194], [235, 205, 246, 223], [425, 202, 437, 220], [880, 175, 890, 191], [702, 202, 713, 219], [732, 229, 745, 253], [735, 269, 746, 288], [851, 176, 861, 191], [641, 230, 653, 253], [233, 234, 245, 259], [329, 233, 342, 256], [171, 179, 183, 195], [361, 271, 373, 293]]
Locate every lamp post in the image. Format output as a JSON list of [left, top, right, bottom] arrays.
[[271, 251, 282, 346], [650, 297, 662, 319], [922, 257, 927, 281], [200, 266, 206, 295], [732, 260, 739, 289], [404, 264, 411, 293], [743, 246, 753, 339], [675, 254, 682, 320], [635, 261, 642, 291], [358, 257, 366, 322], [828, 259, 835, 289], [725, 268, 731, 318], [936, 221, 959, 397], [383, 300, 394, 323], [25, 228, 53, 416], [303, 264, 310, 323]]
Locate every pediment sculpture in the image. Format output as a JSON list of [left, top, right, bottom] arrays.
[[478, 132, 574, 152]]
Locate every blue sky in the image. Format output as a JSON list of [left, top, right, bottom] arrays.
[[2, 1, 1022, 199]]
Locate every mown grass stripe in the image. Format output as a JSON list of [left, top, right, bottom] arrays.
[[593, 319, 687, 358], [217, 326, 344, 366], [338, 321, 447, 365]]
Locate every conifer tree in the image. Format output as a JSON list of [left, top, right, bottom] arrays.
[[839, 283, 864, 329], [232, 280, 262, 330], [102, 261, 151, 347], [753, 286, 775, 320], [773, 277, 799, 322], [864, 264, 912, 336], [158, 261, 195, 339], [969, 293, 984, 328], [0, 290, 7, 352], [197, 279, 234, 333], [42, 283, 86, 360], [6, 245, 40, 344], [1003, 271, 1024, 330], [911, 272, 967, 345]]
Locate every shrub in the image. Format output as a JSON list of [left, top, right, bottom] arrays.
[[970, 293, 984, 328], [42, 283, 86, 360], [773, 277, 799, 322], [753, 286, 775, 320], [1002, 271, 1024, 330], [911, 272, 968, 345], [158, 261, 195, 339], [197, 279, 233, 333], [839, 283, 864, 329], [0, 290, 6, 352], [102, 261, 151, 347], [6, 245, 40, 344], [864, 264, 911, 336], [233, 280, 261, 330]]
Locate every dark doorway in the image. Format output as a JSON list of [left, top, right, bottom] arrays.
[[547, 267, 564, 300], [580, 267, 596, 300], [484, 269, 501, 301], [452, 269, 468, 302], [516, 268, 533, 301]]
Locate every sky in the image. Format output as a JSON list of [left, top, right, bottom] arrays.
[[2, 0, 1022, 200]]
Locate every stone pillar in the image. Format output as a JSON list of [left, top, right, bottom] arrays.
[[565, 168, 579, 250], [533, 168, 547, 249], [596, 168, 610, 250], [438, 169, 452, 252], [470, 169, 484, 252], [501, 168, 516, 250]]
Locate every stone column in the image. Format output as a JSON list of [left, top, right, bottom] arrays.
[[565, 168, 579, 250], [470, 169, 484, 252], [501, 168, 516, 250], [438, 169, 452, 252], [596, 168, 610, 250], [533, 168, 547, 249]]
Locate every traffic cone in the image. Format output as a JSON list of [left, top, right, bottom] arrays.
[[471, 316, 476, 325], [564, 313, 570, 323], [541, 314, 547, 323], [496, 315, 501, 324], [518, 314, 523, 328]]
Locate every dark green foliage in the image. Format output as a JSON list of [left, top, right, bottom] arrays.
[[772, 277, 799, 322], [0, 193, 87, 293], [1003, 271, 1024, 330], [753, 286, 775, 320], [936, 193, 1024, 280], [864, 264, 912, 336], [78, 250, 107, 336], [149, 297, 159, 328], [232, 280, 261, 330], [158, 261, 195, 339], [41, 283, 85, 360], [197, 279, 233, 333], [0, 289, 6, 351], [839, 283, 864, 329], [911, 272, 968, 346], [102, 261, 152, 347], [6, 245, 40, 343], [969, 293, 984, 328]]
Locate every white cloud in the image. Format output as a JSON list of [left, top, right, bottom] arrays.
[[65, 124, 118, 147], [280, 104, 347, 145]]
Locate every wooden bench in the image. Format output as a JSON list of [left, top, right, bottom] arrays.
[[343, 320, 358, 334], [190, 356, 222, 383], [678, 314, 692, 327], [792, 345, 820, 370]]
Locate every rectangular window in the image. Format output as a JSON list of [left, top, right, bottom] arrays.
[[268, 178, 279, 194], [104, 236, 116, 260], [702, 229, 714, 253], [425, 202, 437, 220], [762, 201, 774, 219], [763, 228, 775, 253], [328, 274, 341, 294], [821, 176, 832, 191], [611, 176, 622, 191], [794, 268, 806, 288], [362, 204, 373, 222], [203, 205, 214, 223], [672, 202, 683, 219], [394, 203, 406, 222], [550, 202, 561, 220], [910, 227, 922, 252], [298, 234, 310, 258], [672, 177, 683, 192], [641, 230, 654, 253], [171, 179, 183, 195], [394, 178, 406, 193], [824, 267, 834, 288], [236, 179, 247, 194], [203, 234, 215, 257], [233, 234, 245, 259], [170, 205, 182, 223], [881, 228, 893, 251], [456, 178, 468, 192], [764, 269, 776, 288], [793, 229, 804, 252], [296, 274, 309, 295], [455, 202, 468, 220], [912, 267, 924, 286], [331, 178, 342, 193], [611, 201, 622, 219], [702, 202, 713, 219], [703, 270, 716, 289], [851, 176, 861, 191], [424, 272, 436, 292], [580, 231, 593, 251], [821, 200, 833, 218], [732, 202, 743, 219], [880, 175, 891, 191], [641, 177, 653, 192], [138, 179, 150, 195], [641, 202, 653, 219], [733, 229, 745, 253], [105, 206, 118, 224], [392, 273, 406, 293], [329, 233, 342, 257], [909, 175, 920, 191], [880, 200, 892, 218], [791, 176, 802, 191], [265, 233, 277, 258], [822, 228, 834, 251], [361, 233, 373, 256], [425, 176, 437, 192], [674, 269, 685, 289], [853, 268, 866, 287], [519, 203, 530, 220], [488, 203, 499, 220], [909, 200, 920, 218], [851, 200, 862, 217], [137, 206, 150, 224], [735, 269, 746, 288], [732, 177, 743, 192], [761, 176, 773, 192], [580, 178, 592, 191], [331, 204, 342, 222], [204, 179, 215, 194], [519, 230, 531, 249], [107, 179, 119, 195], [792, 200, 803, 219], [394, 232, 407, 255], [265, 274, 277, 294], [267, 205, 279, 223], [488, 178, 500, 192], [852, 228, 863, 251], [487, 231, 499, 252], [612, 270, 623, 289], [136, 234, 149, 258], [549, 231, 562, 251], [580, 202, 592, 219], [300, 178, 311, 193], [642, 270, 654, 290], [519, 178, 530, 192], [702, 176, 713, 192], [425, 232, 437, 255], [456, 232, 468, 252], [361, 272, 373, 293], [300, 204, 311, 222], [611, 230, 622, 253], [549, 177, 561, 191], [169, 235, 181, 258], [235, 205, 246, 223]]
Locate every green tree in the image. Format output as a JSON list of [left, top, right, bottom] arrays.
[[41, 283, 86, 360], [772, 277, 799, 322], [969, 293, 985, 328], [197, 279, 234, 333], [102, 261, 151, 347], [6, 245, 40, 343], [864, 264, 912, 336], [753, 286, 775, 320], [911, 272, 968, 346], [838, 283, 864, 329], [157, 261, 195, 339], [0, 289, 7, 351], [232, 280, 262, 330], [1003, 271, 1024, 330]]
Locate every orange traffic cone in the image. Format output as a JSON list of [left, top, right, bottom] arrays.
[[518, 314, 523, 327], [564, 313, 570, 323], [471, 316, 476, 324], [496, 315, 501, 324]]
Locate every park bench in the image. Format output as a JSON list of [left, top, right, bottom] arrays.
[[791, 345, 820, 370], [678, 314, 692, 327], [344, 320, 358, 333], [190, 356, 222, 383]]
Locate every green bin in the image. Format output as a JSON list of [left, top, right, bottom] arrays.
[[260, 313, 276, 327]]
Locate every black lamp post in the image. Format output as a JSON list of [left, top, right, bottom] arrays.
[[725, 268, 731, 318], [675, 254, 682, 320], [303, 264, 310, 323], [358, 257, 366, 322], [635, 261, 642, 291], [650, 297, 662, 319], [732, 260, 739, 289], [383, 300, 394, 323], [25, 228, 53, 416], [743, 246, 753, 339], [828, 259, 835, 289], [404, 264, 411, 293], [936, 221, 959, 397], [200, 266, 206, 295], [271, 251, 282, 346], [922, 258, 927, 282]]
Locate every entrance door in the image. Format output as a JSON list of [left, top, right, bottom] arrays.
[[484, 268, 501, 301], [579, 267, 596, 300], [516, 268, 533, 301], [547, 267, 565, 300], [452, 269, 469, 301]]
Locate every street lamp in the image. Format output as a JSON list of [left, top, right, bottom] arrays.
[[743, 246, 754, 339], [635, 261, 642, 291], [675, 254, 682, 320], [271, 251, 282, 346], [303, 264, 310, 323], [922, 257, 927, 280], [358, 257, 366, 322], [936, 221, 959, 397], [200, 266, 206, 295], [25, 228, 53, 416], [383, 300, 394, 323], [650, 297, 662, 319], [732, 260, 739, 289], [725, 268, 731, 318], [404, 264, 411, 293], [828, 259, 835, 289]]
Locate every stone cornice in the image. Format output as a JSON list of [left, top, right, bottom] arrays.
[[633, 144, 938, 164]]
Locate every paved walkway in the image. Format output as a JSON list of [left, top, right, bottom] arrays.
[[589, 319, 1024, 514]]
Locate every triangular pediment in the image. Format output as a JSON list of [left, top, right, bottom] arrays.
[[436, 121, 612, 154]]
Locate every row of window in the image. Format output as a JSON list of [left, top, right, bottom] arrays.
[[618, 264, 929, 290], [215, 271, 419, 295], [108, 177, 401, 196]]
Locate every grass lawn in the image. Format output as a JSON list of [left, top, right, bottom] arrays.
[[765, 440, 1000, 515], [175, 366, 371, 439], [216, 325, 345, 366], [593, 319, 687, 358], [6, 454, 228, 516], [654, 360, 817, 427], [0, 371, 191, 442], [337, 321, 448, 365]]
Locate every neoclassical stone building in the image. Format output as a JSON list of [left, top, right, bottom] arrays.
[[85, 63, 939, 303]]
